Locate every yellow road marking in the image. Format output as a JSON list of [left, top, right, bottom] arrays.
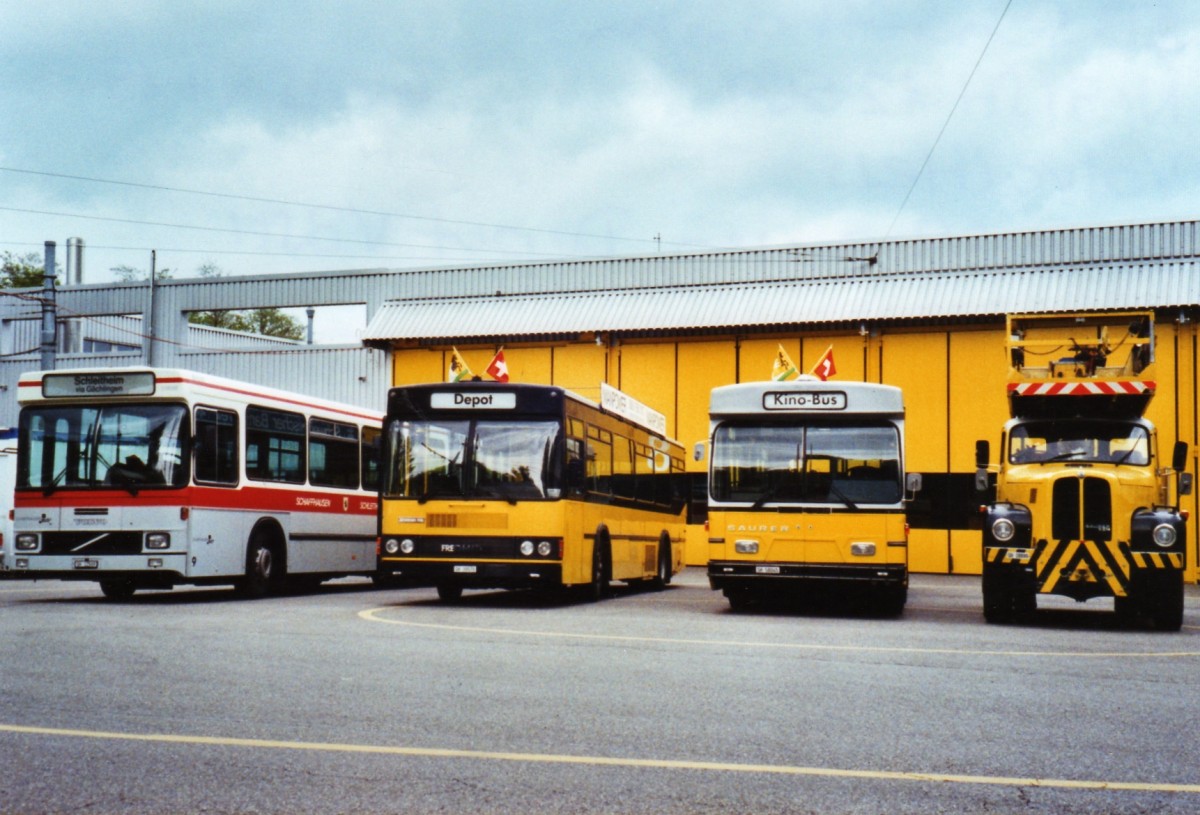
[[358, 607, 1200, 658], [2, 723, 1197, 794]]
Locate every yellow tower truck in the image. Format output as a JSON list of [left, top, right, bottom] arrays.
[[975, 312, 1192, 630]]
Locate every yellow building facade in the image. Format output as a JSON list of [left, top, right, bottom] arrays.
[[385, 315, 1200, 580]]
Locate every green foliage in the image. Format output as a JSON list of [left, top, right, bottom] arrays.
[[111, 262, 303, 342], [2, 250, 58, 288]]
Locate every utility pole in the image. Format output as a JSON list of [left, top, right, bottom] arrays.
[[40, 241, 57, 371]]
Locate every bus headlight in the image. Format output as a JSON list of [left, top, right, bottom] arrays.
[[850, 542, 876, 557], [735, 540, 759, 554], [383, 539, 400, 555], [145, 532, 170, 550], [537, 541, 553, 557], [520, 540, 535, 556], [400, 539, 415, 554], [1152, 523, 1177, 548], [15, 533, 39, 551], [991, 518, 1016, 543]]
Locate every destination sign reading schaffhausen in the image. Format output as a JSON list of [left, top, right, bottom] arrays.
[[762, 390, 847, 411]]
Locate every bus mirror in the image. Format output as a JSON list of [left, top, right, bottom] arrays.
[[1172, 441, 1188, 472], [693, 441, 706, 462], [1180, 472, 1194, 497], [975, 439, 990, 470], [905, 472, 922, 494]]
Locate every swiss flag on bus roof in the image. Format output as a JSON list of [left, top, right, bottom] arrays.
[[811, 346, 836, 381], [485, 348, 510, 383]]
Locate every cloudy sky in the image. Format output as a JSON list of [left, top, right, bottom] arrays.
[[3, 0, 1199, 291]]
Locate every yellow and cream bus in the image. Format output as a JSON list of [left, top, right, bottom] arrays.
[[705, 378, 920, 613], [11, 367, 382, 598], [378, 381, 687, 601]]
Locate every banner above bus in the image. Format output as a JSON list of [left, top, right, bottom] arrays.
[[600, 382, 667, 436], [42, 371, 156, 398]]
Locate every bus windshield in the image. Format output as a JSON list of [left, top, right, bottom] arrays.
[[710, 422, 902, 506], [384, 418, 563, 501], [18, 403, 189, 492], [1008, 420, 1150, 466]]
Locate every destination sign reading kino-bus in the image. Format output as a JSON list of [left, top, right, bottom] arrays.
[[762, 390, 847, 411]]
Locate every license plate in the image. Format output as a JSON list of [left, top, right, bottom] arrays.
[[453, 565, 477, 574], [73, 558, 100, 570], [756, 565, 781, 574]]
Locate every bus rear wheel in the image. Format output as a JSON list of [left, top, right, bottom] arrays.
[[650, 533, 672, 590]]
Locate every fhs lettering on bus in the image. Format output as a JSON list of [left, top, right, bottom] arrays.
[[430, 392, 517, 410], [762, 391, 847, 411]]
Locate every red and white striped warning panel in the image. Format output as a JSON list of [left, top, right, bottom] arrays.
[[1007, 381, 1156, 396]]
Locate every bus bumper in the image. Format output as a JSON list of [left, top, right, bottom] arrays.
[[379, 560, 564, 590], [707, 561, 907, 592]]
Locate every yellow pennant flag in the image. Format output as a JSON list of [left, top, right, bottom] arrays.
[[771, 344, 799, 381], [448, 347, 473, 382]]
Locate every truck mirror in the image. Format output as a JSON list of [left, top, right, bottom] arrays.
[[1173, 441, 1188, 472], [905, 472, 923, 494], [975, 468, 990, 493], [693, 441, 706, 462], [975, 440, 990, 470], [1181, 472, 1194, 497]]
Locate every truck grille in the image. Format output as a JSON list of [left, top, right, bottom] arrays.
[[1051, 476, 1112, 542]]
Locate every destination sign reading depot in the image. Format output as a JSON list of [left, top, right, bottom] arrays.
[[431, 391, 517, 410], [763, 390, 847, 411]]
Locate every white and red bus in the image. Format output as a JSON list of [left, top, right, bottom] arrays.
[[10, 367, 382, 598]]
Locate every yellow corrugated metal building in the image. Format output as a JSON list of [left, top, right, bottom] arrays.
[[364, 220, 1200, 580]]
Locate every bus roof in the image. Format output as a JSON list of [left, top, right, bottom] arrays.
[[17, 366, 383, 423], [387, 381, 680, 443], [709, 378, 904, 418]]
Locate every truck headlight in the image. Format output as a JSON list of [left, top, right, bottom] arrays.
[[991, 518, 1016, 542], [1152, 523, 1177, 548]]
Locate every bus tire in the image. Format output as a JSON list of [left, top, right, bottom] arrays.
[[241, 528, 283, 598], [587, 530, 611, 602], [436, 584, 463, 603], [99, 578, 137, 600], [650, 533, 672, 590]]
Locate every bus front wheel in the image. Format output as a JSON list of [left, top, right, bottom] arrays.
[[241, 531, 283, 598], [587, 531, 611, 603], [99, 578, 137, 600]]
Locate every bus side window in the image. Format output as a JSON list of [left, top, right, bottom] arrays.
[[612, 435, 636, 499], [246, 406, 306, 484], [310, 418, 360, 489], [194, 407, 239, 485], [587, 426, 613, 496]]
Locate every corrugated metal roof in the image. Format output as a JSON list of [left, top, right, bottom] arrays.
[[362, 260, 1200, 342]]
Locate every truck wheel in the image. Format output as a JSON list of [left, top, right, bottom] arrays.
[[982, 577, 1014, 624], [1150, 575, 1184, 632]]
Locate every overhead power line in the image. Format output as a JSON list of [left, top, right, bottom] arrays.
[[0, 165, 713, 251], [885, 0, 1014, 238]]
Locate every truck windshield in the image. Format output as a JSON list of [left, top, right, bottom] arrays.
[[710, 422, 902, 505], [1008, 420, 1150, 466], [383, 418, 564, 501], [18, 404, 190, 492]]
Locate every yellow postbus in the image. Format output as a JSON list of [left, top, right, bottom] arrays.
[[378, 381, 687, 601], [705, 378, 921, 613]]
